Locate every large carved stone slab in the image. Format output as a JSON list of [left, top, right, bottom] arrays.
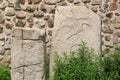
[[50, 6, 101, 78], [11, 28, 45, 80]]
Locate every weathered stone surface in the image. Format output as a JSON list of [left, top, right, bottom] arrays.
[[68, 0, 74, 3], [14, 2, 21, 10], [26, 5, 35, 12], [105, 34, 111, 41], [45, 0, 63, 5], [16, 11, 26, 19], [16, 20, 26, 27], [74, 0, 81, 4], [13, 28, 45, 40], [109, 2, 118, 11], [82, 0, 91, 3], [0, 26, 3, 33], [0, 1, 8, 9], [33, 10, 44, 18], [91, 0, 102, 5], [0, 13, 5, 23], [5, 7, 15, 16], [50, 6, 101, 78], [33, 0, 41, 4], [11, 28, 45, 80]]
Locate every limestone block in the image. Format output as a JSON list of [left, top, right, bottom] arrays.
[[11, 28, 45, 80], [50, 6, 101, 78]]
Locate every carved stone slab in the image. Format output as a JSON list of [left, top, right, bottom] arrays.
[[50, 6, 101, 78], [11, 28, 45, 80]]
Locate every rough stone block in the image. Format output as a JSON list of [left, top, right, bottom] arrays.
[[11, 28, 45, 80], [50, 6, 101, 78]]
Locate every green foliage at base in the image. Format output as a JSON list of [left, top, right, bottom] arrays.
[[0, 66, 11, 80], [53, 42, 120, 80]]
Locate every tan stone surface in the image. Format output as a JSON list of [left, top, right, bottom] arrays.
[[50, 6, 101, 78], [11, 28, 45, 80]]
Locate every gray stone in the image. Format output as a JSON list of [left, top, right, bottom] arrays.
[[33, 10, 44, 18], [82, 0, 91, 3], [68, 0, 74, 3], [0, 1, 8, 9], [47, 18, 54, 28], [33, 0, 41, 4], [102, 25, 114, 33], [91, 0, 102, 5], [46, 5, 56, 13], [0, 46, 5, 55], [74, 0, 81, 4], [0, 55, 3, 61], [16, 20, 26, 27], [105, 34, 111, 41], [34, 19, 45, 29], [14, 2, 21, 10], [0, 26, 3, 33], [0, 41, 4, 46], [45, 0, 63, 5], [50, 6, 101, 79], [102, 3, 109, 10], [11, 28, 45, 80], [5, 7, 15, 16], [0, 13, 5, 23], [26, 6, 35, 12], [16, 11, 26, 19]]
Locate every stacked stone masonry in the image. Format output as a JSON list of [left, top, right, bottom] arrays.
[[0, 0, 119, 66]]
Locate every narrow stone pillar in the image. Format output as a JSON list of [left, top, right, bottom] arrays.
[[11, 28, 45, 80]]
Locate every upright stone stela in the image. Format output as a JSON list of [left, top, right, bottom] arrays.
[[50, 6, 101, 78], [11, 28, 45, 80]]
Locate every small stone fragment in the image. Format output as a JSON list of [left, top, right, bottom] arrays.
[[8, 3, 14, 7], [5, 7, 15, 16], [91, 6, 98, 12], [14, 2, 21, 10], [26, 6, 35, 12], [0, 55, 3, 61], [34, 19, 45, 29], [102, 25, 114, 34], [0, 1, 8, 9], [0, 13, 5, 23], [102, 3, 109, 10], [47, 18, 54, 28], [91, 0, 102, 5], [0, 46, 5, 55], [19, 0, 25, 4], [106, 12, 113, 18], [16, 11, 26, 19], [16, 20, 26, 27], [68, 0, 74, 3], [0, 41, 4, 46], [44, 14, 50, 20], [109, 2, 118, 11], [33, 10, 44, 18], [28, 0, 32, 4], [74, 0, 81, 4], [45, 0, 63, 5], [105, 35, 111, 41], [33, 0, 41, 4], [82, 0, 91, 3], [0, 26, 3, 33], [57, 1, 67, 6], [115, 24, 120, 29]]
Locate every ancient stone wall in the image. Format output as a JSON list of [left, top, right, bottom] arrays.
[[0, 0, 120, 66]]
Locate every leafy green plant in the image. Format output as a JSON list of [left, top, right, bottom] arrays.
[[53, 42, 120, 80], [0, 66, 11, 80]]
